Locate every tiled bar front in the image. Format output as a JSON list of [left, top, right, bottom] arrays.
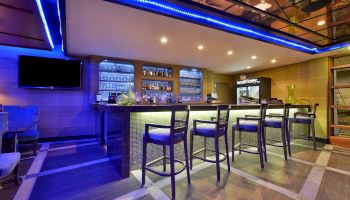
[[100, 104, 310, 177]]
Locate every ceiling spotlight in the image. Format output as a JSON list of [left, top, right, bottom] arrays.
[[198, 45, 204, 50], [271, 59, 276, 63], [246, 66, 251, 69], [251, 55, 257, 59], [317, 20, 326, 26], [160, 37, 168, 44], [255, 0, 272, 11], [227, 51, 233, 55]]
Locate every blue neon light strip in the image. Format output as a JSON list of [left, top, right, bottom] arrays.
[[113, 0, 350, 54], [36, 0, 54, 49], [57, 0, 64, 52], [115, 0, 317, 54]]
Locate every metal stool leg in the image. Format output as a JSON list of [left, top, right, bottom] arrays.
[[239, 131, 242, 155], [204, 137, 207, 159], [214, 136, 221, 181], [287, 122, 292, 156], [183, 136, 191, 184], [141, 140, 147, 186], [169, 143, 176, 199], [311, 120, 317, 150], [163, 145, 166, 172], [232, 129, 235, 162], [257, 128, 264, 169], [262, 127, 267, 162], [189, 134, 194, 170], [224, 132, 230, 171], [281, 124, 288, 160]]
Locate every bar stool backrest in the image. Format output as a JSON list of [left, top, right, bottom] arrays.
[[170, 105, 190, 137], [217, 105, 230, 129], [283, 104, 291, 120], [260, 104, 268, 121]]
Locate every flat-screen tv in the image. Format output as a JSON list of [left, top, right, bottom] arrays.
[[18, 55, 82, 89]]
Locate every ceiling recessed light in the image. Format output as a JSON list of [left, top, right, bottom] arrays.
[[227, 50, 233, 55], [271, 59, 277, 63], [246, 66, 251, 69], [197, 45, 204, 50], [255, 0, 272, 11], [160, 37, 168, 44], [251, 55, 257, 59], [317, 20, 326, 26]]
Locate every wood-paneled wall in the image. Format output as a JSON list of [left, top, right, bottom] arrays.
[[0, 46, 96, 139], [233, 57, 329, 139]]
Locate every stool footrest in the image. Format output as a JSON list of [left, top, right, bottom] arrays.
[[192, 148, 226, 163], [145, 157, 186, 177]]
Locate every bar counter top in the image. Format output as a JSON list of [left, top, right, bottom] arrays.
[[93, 103, 310, 112]]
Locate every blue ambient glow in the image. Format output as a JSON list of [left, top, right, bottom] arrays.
[[112, 0, 350, 54], [36, 0, 54, 49]]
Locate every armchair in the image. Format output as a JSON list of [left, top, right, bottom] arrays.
[[0, 112, 21, 187], [3, 105, 40, 156]]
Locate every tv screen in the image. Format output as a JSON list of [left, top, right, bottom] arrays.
[[18, 55, 82, 89]]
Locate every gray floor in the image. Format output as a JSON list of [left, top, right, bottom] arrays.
[[1, 139, 350, 200]]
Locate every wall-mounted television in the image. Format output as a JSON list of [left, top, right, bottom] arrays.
[[18, 55, 82, 89]]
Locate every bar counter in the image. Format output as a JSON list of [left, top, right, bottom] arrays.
[[94, 103, 310, 179]]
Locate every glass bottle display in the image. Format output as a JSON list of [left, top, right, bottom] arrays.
[[179, 69, 203, 102], [141, 79, 174, 102], [98, 60, 135, 102], [142, 65, 172, 78]]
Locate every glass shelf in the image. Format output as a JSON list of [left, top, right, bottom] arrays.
[[98, 60, 135, 101], [179, 69, 203, 102], [142, 65, 173, 78]]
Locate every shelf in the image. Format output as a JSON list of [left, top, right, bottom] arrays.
[[100, 80, 134, 83], [330, 105, 350, 109], [100, 71, 134, 74], [99, 90, 127, 92], [180, 77, 202, 80], [142, 76, 173, 81], [180, 85, 201, 87], [331, 64, 350, 70], [180, 93, 202, 96], [142, 89, 173, 92], [330, 124, 350, 130], [330, 85, 350, 89]]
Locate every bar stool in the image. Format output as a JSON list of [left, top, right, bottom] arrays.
[[189, 105, 230, 181], [232, 104, 267, 169], [141, 105, 190, 199], [262, 104, 291, 161], [288, 103, 319, 151]]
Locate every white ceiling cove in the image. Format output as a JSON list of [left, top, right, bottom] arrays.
[[66, 0, 334, 74]]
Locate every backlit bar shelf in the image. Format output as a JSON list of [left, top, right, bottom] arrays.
[[98, 60, 135, 101], [142, 65, 173, 78], [141, 79, 173, 97], [179, 69, 203, 102]]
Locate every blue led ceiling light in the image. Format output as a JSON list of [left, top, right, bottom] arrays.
[[36, 0, 54, 49], [110, 0, 350, 54], [113, 0, 317, 54], [57, 0, 64, 52]]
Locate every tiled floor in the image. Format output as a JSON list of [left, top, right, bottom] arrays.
[[1, 139, 350, 200]]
